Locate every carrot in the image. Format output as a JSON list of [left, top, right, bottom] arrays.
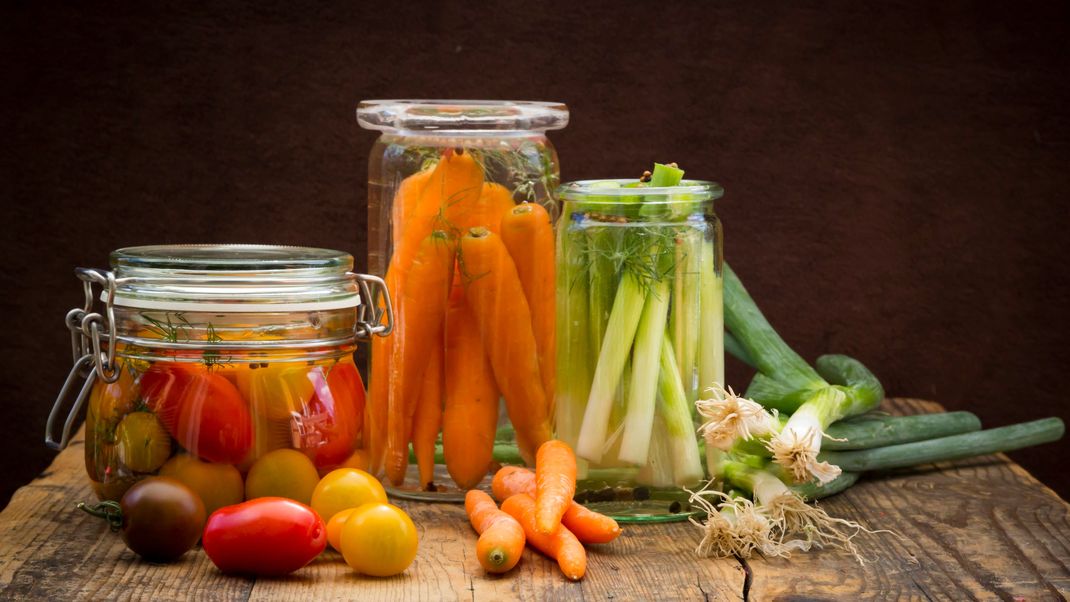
[[534, 440, 577, 534], [465, 490, 526, 574], [391, 166, 435, 250], [442, 275, 500, 489], [411, 344, 444, 489], [500, 202, 557, 408], [501, 493, 586, 581], [446, 181, 516, 235], [492, 466, 621, 544], [384, 230, 454, 485], [459, 227, 551, 465]]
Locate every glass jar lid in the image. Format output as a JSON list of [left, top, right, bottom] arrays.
[[105, 244, 363, 313], [357, 100, 569, 133], [558, 179, 725, 205]]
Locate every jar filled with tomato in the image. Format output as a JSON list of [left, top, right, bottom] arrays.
[[47, 244, 393, 502], [357, 100, 568, 495]]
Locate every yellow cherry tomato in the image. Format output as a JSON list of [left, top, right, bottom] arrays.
[[336, 449, 370, 473], [159, 454, 244, 516], [244, 449, 320, 505], [326, 507, 358, 552], [115, 412, 172, 473], [235, 364, 314, 421], [340, 503, 418, 577], [310, 468, 387, 524]]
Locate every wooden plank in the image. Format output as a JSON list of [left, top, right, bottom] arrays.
[[744, 398, 1070, 601]]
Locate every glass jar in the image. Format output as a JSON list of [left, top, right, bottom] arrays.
[[357, 100, 568, 494], [46, 245, 392, 503], [555, 179, 725, 521]]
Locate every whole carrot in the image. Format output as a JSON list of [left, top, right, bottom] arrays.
[[411, 345, 444, 489], [534, 440, 577, 535], [459, 227, 551, 465], [385, 230, 454, 485], [492, 466, 620, 544], [446, 180, 516, 235], [500, 202, 557, 408], [501, 493, 586, 581], [465, 490, 526, 574], [442, 276, 500, 489], [391, 166, 435, 249]]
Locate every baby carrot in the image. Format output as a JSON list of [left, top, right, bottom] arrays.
[[459, 227, 552, 465], [442, 276, 500, 489], [534, 440, 577, 535], [501, 493, 586, 581], [465, 490, 526, 574], [411, 344, 444, 489], [500, 202, 557, 408], [492, 466, 621, 544], [384, 230, 454, 486]]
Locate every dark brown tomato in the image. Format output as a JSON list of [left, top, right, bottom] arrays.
[[119, 477, 206, 562]]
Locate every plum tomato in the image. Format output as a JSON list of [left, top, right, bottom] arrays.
[[310, 468, 387, 524], [115, 411, 173, 473], [298, 367, 359, 471], [78, 476, 206, 562], [159, 454, 244, 516], [244, 449, 320, 505], [340, 503, 418, 577], [141, 363, 254, 464], [202, 497, 326, 576]]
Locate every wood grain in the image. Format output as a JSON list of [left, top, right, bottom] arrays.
[[1, 399, 1066, 601]]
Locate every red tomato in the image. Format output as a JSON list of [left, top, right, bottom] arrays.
[[298, 366, 360, 471], [141, 363, 254, 464], [202, 497, 327, 576], [329, 360, 366, 434]]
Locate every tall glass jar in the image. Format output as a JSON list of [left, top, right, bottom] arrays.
[[357, 100, 568, 494], [46, 245, 392, 505], [555, 179, 725, 520]]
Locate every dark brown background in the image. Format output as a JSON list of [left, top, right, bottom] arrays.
[[3, 2, 1068, 506]]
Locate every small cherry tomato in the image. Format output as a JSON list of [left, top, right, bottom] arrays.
[[340, 503, 418, 577], [115, 411, 173, 473], [159, 454, 244, 516], [325, 507, 358, 552], [141, 363, 254, 464], [85, 367, 138, 480], [80, 476, 206, 562], [310, 468, 387, 524], [337, 448, 370, 473], [244, 449, 320, 505], [202, 497, 326, 576]]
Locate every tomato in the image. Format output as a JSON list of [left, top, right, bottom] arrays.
[[340, 503, 418, 577], [328, 360, 365, 434], [337, 448, 370, 472], [115, 411, 173, 473], [114, 477, 205, 562], [141, 363, 254, 464], [325, 507, 358, 552], [235, 364, 314, 421], [297, 367, 359, 471], [244, 449, 320, 505], [202, 497, 326, 576], [85, 367, 138, 480], [159, 454, 244, 516], [310, 468, 387, 524]]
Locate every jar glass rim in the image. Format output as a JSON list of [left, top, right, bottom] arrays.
[[111, 244, 353, 272], [557, 179, 725, 204], [357, 99, 569, 133]]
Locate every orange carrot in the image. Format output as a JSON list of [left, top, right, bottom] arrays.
[[391, 166, 435, 249], [384, 230, 454, 485], [446, 181, 516, 235], [459, 227, 551, 465], [534, 440, 577, 534], [491, 467, 620, 544], [465, 490, 526, 574], [411, 344, 444, 489], [442, 276, 500, 489], [501, 493, 586, 581], [500, 202, 557, 409]]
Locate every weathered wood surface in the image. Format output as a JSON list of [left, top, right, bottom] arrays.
[[1, 399, 1067, 601]]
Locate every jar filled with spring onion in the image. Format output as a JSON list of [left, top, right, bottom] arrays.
[[555, 166, 726, 521], [46, 244, 392, 504]]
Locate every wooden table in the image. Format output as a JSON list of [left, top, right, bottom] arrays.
[[2, 399, 1068, 601]]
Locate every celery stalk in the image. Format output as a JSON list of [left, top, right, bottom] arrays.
[[657, 337, 705, 486], [697, 239, 725, 396], [576, 272, 647, 462], [555, 214, 592, 477], [636, 413, 675, 487], [671, 230, 702, 397], [619, 280, 671, 465], [587, 226, 618, 368]]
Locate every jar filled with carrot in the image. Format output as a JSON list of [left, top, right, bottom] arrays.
[[357, 100, 568, 495], [555, 167, 726, 520], [46, 245, 392, 503]]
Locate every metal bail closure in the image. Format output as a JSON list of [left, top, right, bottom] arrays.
[[353, 273, 394, 339], [46, 354, 98, 451]]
